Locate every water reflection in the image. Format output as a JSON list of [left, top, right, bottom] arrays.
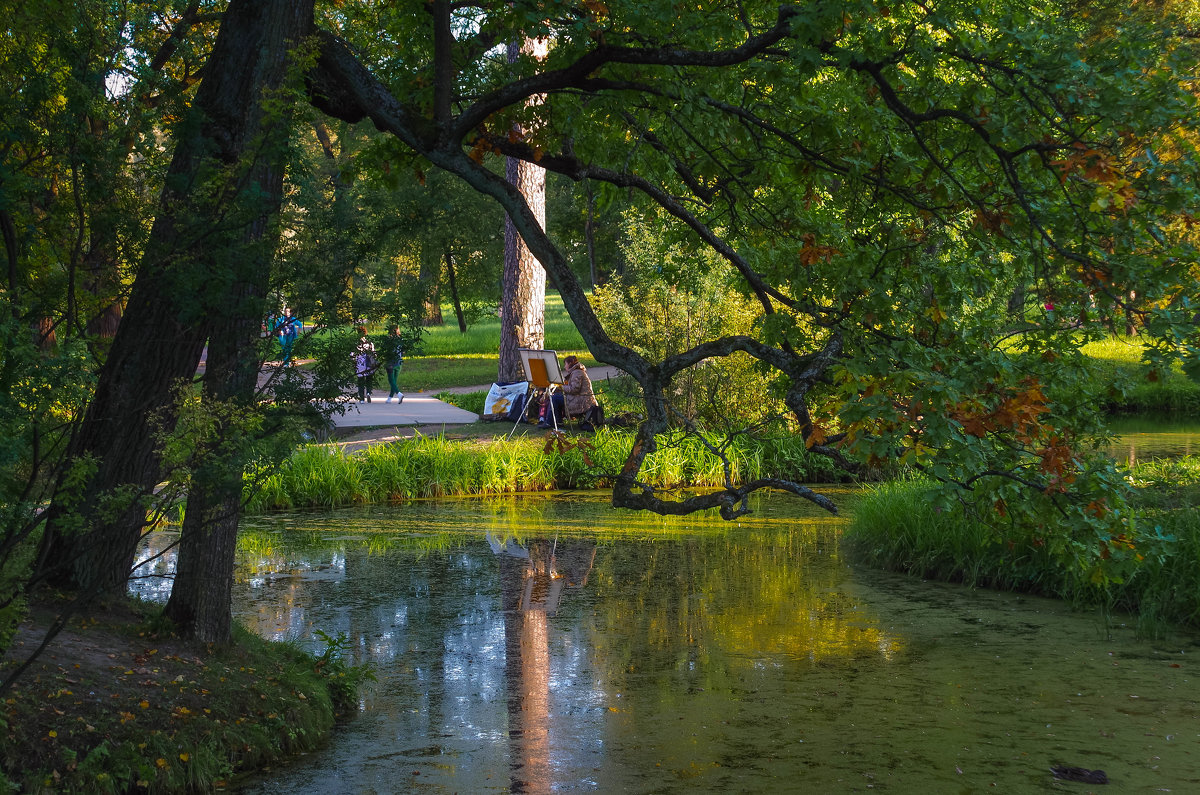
[[492, 535, 596, 791], [131, 492, 1200, 792], [1109, 416, 1200, 463]]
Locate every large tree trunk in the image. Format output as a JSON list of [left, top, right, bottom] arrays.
[[165, 0, 308, 643], [38, 0, 313, 597], [163, 281, 271, 641], [497, 38, 548, 383]]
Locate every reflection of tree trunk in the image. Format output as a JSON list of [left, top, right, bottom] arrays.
[[496, 538, 595, 791], [499, 552, 550, 793], [444, 246, 467, 333]]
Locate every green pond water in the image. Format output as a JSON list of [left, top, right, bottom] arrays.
[[1110, 417, 1200, 464], [132, 490, 1200, 793]]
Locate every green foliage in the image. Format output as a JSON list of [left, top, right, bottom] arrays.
[[592, 209, 780, 428], [310, 629, 376, 706], [0, 317, 95, 653]]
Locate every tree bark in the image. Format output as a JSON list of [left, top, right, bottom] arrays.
[[39, 0, 313, 598], [498, 38, 548, 383], [161, 0, 310, 643], [444, 246, 467, 332], [419, 243, 444, 326]]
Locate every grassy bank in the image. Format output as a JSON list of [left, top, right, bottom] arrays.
[[845, 457, 1200, 631], [1, 599, 366, 794], [1081, 336, 1200, 414], [245, 429, 845, 513]]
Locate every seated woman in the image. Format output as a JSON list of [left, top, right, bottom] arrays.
[[539, 355, 598, 427]]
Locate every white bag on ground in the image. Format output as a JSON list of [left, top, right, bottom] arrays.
[[483, 382, 529, 419]]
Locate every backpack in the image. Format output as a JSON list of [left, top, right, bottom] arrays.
[[579, 403, 604, 431]]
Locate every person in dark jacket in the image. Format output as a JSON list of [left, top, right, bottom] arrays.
[[277, 309, 299, 366], [353, 327, 376, 402], [382, 325, 404, 404]]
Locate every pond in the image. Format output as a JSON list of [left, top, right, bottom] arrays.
[[132, 492, 1200, 792], [1110, 416, 1200, 464]]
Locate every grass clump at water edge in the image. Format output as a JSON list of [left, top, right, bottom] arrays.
[[1, 598, 370, 794], [243, 430, 847, 514], [845, 462, 1200, 631]]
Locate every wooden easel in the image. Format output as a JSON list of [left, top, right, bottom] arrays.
[[508, 349, 565, 436]]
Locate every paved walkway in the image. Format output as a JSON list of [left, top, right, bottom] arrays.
[[334, 364, 625, 429], [332, 392, 479, 428], [207, 359, 627, 431]]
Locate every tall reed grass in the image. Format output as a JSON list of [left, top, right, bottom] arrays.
[[243, 430, 835, 514], [845, 462, 1200, 632]]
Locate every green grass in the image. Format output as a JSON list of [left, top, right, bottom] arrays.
[[244, 430, 841, 514], [397, 293, 599, 392], [1081, 336, 1200, 414], [435, 390, 487, 415], [844, 458, 1200, 632], [1, 603, 366, 794], [417, 292, 587, 356]]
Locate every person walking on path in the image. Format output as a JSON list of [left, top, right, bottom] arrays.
[[382, 324, 404, 404], [354, 326, 376, 402], [277, 308, 299, 366]]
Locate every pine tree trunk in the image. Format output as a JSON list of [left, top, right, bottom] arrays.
[[497, 38, 548, 383]]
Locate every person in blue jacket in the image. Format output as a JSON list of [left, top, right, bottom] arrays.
[[277, 308, 299, 366]]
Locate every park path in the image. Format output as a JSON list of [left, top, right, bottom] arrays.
[[197, 355, 624, 430]]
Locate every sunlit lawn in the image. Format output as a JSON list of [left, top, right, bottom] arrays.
[[1079, 335, 1200, 413], [405, 292, 598, 391]]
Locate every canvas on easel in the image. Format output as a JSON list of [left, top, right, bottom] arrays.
[[508, 349, 565, 436], [519, 349, 563, 387]]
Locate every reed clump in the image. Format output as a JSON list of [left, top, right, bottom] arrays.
[[243, 430, 838, 514], [845, 458, 1200, 631]]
